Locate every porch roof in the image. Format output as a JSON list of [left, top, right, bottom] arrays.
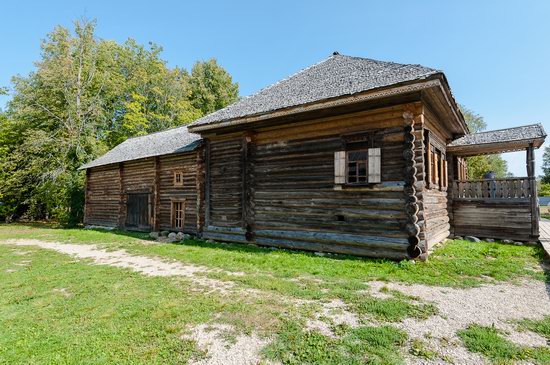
[[447, 123, 546, 156]]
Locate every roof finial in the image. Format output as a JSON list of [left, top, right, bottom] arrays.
[[332, 51, 340, 56]]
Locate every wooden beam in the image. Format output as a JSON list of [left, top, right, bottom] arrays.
[[118, 162, 126, 228], [152, 156, 160, 231], [527, 144, 539, 237], [242, 133, 255, 241], [204, 139, 211, 228]]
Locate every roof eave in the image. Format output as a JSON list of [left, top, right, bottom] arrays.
[[447, 137, 546, 157]]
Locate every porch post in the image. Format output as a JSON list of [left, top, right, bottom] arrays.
[[527, 143, 539, 237]]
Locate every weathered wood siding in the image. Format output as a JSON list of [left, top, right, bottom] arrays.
[[85, 150, 203, 233], [203, 104, 423, 259], [204, 137, 246, 241], [158, 153, 201, 233], [420, 107, 452, 249], [452, 201, 532, 241], [85, 165, 121, 227], [423, 189, 450, 246]]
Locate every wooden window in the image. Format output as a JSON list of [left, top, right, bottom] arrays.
[[173, 171, 184, 187], [334, 147, 381, 185], [171, 199, 185, 229]]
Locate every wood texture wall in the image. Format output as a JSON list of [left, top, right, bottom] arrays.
[[85, 164, 121, 227], [84, 150, 203, 233], [203, 104, 426, 259], [452, 201, 532, 241]]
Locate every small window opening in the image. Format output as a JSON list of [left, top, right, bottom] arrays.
[[173, 171, 184, 187]]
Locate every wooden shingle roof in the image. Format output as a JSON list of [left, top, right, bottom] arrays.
[[79, 126, 201, 169], [189, 53, 445, 131], [447, 123, 546, 156]]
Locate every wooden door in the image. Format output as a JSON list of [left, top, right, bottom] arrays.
[[126, 193, 150, 230]]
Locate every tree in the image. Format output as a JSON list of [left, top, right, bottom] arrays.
[[0, 19, 239, 224], [460, 105, 509, 179], [189, 59, 239, 115], [541, 145, 550, 184]]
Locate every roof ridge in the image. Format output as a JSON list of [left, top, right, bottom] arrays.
[[466, 123, 544, 136], [123, 124, 193, 142]]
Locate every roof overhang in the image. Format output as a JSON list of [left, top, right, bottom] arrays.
[[447, 124, 546, 157], [188, 76, 468, 135]]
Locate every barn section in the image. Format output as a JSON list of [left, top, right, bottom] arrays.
[[80, 126, 204, 234], [189, 53, 469, 259]]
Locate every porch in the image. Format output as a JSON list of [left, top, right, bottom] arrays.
[[446, 124, 546, 242]]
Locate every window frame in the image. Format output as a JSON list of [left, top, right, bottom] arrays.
[[346, 149, 369, 185], [424, 130, 448, 191], [170, 199, 186, 230], [173, 171, 184, 187]]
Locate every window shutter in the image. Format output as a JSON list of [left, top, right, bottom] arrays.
[[334, 151, 346, 184], [368, 148, 381, 183]]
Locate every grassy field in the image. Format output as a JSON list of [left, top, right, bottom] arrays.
[[0, 223, 548, 364]]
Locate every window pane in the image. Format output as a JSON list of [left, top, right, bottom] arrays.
[[348, 151, 368, 162], [348, 176, 357, 183], [358, 176, 367, 182], [358, 162, 367, 177], [348, 162, 357, 175]]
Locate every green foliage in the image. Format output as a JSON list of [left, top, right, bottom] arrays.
[[460, 105, 509, 179], [0, 19, 238, 224], [542, 146, 550, 183], [189, 58, 239, 115], [458, 324, 550, 364], [264, 321, 407, 364], [539, 182, 550, 196]]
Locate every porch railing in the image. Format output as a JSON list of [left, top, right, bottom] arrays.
[[451, 177, 533, 200]]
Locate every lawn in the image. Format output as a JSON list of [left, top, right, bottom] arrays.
[[0, 223, 548, 364]]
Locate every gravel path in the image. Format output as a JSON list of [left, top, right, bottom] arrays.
[[2, 239, 239, 292], [367, 280, 550, 364]]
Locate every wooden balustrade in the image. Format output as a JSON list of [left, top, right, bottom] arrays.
[[452, 177, 533, 201]]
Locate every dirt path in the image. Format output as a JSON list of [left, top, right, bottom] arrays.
[[3, 239, 239, 292]]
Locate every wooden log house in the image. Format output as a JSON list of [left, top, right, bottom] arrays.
[[81, 53, 546, 259]]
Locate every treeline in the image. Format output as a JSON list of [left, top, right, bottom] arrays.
[[0, 19, 238, 224]]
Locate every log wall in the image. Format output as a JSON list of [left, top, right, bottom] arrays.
[[84, 150, 203, 233], [157, 153, 201, 233], [85, 164, 121, 227], [452, 201, 532, 241], [203, 104, 427, 259]]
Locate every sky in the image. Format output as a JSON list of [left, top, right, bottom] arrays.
[[1, 0, 549, 176]]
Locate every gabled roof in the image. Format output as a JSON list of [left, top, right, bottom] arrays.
[[447, 123, 546, 156], [79, 126, 201, 170], [189, 53, 443, 131]]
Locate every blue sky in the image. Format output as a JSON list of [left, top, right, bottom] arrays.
[[1, 0, 549, 175]]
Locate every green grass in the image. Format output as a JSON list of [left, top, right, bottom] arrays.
[[0, 223, 546, 293], [0, 223, 548, 364], [517, 316, 550, 340], [457, 324, 550, 364], [264, 321, 407, 365]]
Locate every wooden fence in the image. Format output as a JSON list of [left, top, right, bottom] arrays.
[[451, 177, 533, 201]]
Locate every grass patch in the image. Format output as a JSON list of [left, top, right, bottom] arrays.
[[457, 324, 550, 364], [409, 338, 437, 360], [264, 321, 407, 365], [516, 316, 550, 339], [348, 296, 437, 322]]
